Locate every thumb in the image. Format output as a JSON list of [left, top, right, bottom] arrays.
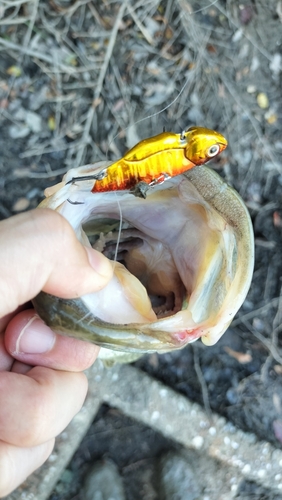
[[0, 208, 113, 317]]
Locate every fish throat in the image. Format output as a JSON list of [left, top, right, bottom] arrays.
[[60, 172, 233, 329], [87, 219, 185, 319]]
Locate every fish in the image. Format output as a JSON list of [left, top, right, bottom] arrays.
[[33, 128, 254, 363]]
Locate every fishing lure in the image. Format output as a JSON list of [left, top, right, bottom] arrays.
[[68, 126, 227, 196]]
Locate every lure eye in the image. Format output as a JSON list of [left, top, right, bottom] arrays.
[[207, 144, 220, 157]]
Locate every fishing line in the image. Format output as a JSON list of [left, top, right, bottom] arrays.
[[113, 192, 123, 267], [105, 72, 192, 160], [105, 81, 194, 266], [105, 0, 219, 159], [191, 0, 218, 15]]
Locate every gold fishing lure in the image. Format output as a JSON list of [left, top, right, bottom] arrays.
[[69, 127, 227, 193]]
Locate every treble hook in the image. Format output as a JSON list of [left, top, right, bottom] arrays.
[[66, 168, 108, 186]]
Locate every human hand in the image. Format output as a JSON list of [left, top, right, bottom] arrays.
[[0, 208, 113, 497]]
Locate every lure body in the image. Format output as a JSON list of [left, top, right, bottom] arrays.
[[92, 126, 228, 193]]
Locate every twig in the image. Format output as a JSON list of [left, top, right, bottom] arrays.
[[22, 0, 39, 52], [260, 353, 273, 383], [19, 139, 82, 158], [94, 1, 127, 102], [192, 345, 213, 423], [215, 2, 272, 61], [220, 75, 281, 173], [0, 16, 31, 25], [14, 167, 68, 179], [1, 0, 28, 5], [241, 319, 282, 365], [0, 37, 103, 74], [75, 0, 127, 167], [53, 50, 62, 139], [232, 297, 281, 326], [0, 38, 77, 74], [126, 2, 155, 45]]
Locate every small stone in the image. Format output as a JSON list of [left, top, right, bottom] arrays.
[[232, 29, 243, 42], [191, 435, 204, 449], [242, 464, 251, 473], [208, 426, 216, 436], [257, 469, 266, 478], [9, 125, 30, 139], [25, 111, 42, 133], [60, 469, 73, 484], [247, 85, 256, 93], [270, 53, 281, 76], [83, 459, 126, 500], [151, 411, 160, 421], [12, 198, 30, 212], [158, 451, 201, 500]]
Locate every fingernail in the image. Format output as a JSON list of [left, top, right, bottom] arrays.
[[15, 316, 56, 354], [85, 247, 113, 277]]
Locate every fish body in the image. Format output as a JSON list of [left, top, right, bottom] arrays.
[[89, 126, 227, 192], [34, 150, 254, 362]]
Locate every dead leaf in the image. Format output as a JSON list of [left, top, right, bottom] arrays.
[[257, 92, 269, 109], [224, 346, 252, 364], [6, 65, 22, 77], [12, 198, 30, 212], [273, 211, 282, 228], [265, 110, 277, 124], [274, 365, 282, 375], [48, 116, 56, 131]]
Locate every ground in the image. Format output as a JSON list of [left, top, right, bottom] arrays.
[[1, 0, 282, 497]]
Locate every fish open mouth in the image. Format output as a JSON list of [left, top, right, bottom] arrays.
[[89, 226, 186, 319], [34, 161, 254, 355]]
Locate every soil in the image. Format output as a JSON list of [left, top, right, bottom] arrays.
[[1, 0, 282, 497]]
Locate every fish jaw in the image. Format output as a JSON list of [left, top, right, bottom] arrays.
[[34, 161, 254, 356]]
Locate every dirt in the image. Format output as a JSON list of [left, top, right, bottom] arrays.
[[49, 404, 177, 500], [1, 0, 282, 497], [48, 404, 282, 500]]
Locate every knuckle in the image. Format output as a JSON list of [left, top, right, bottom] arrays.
[[21, 391, 49, 446], [20, 370, 56, 447]]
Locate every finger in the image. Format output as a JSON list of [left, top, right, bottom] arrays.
[[0, 209, 113, 318], [0, 312, 15, 334], [0, 366, 88, 447], [11, 361, 33, 374], [0, 306, 26, 334], [0, 333, 13, 372], [5, 310, 99, 371], [0, 439, 54, 497]]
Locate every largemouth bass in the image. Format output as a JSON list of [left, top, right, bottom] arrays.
[[33, 132, 254, 362]]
